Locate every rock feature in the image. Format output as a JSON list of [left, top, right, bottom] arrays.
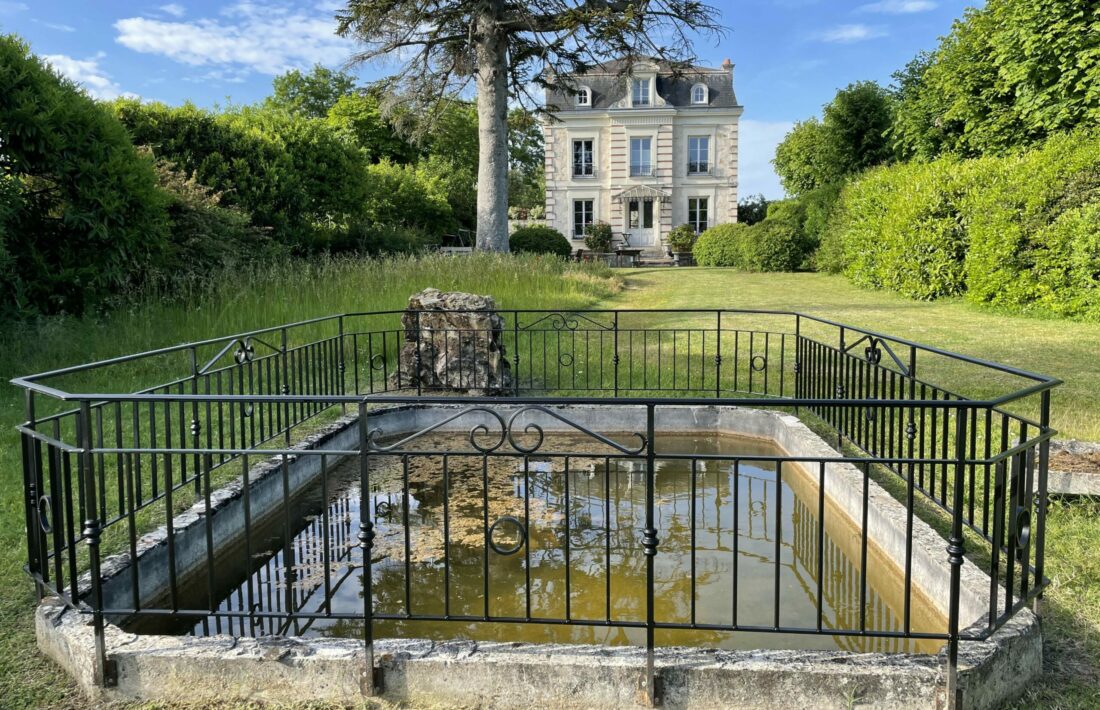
[[392, 288, 512, 394]]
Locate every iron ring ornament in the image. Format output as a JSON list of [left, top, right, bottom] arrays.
[[1014, 506, 1032, 553], [370, 353, 387, 371], [558, 352, 575, 368], [37, 495, 52, 534], [488, 516, 527, 555], [751, 355, 768, 372]]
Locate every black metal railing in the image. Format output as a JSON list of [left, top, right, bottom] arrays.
[[12, 309, 1058, 705]]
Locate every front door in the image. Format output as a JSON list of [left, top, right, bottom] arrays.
[[627, 199, 655, 246]]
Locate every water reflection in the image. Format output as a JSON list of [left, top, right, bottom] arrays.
[[133, 433, 945, 653]]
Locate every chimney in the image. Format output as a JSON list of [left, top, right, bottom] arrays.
[[721, 58, 732, 70]]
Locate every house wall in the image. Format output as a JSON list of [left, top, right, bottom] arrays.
[[544, 65, 743, 253]]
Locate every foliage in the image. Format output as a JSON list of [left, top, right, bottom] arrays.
[[509, 225, 571, 257], [692, 223, 747, 267], [326, 91, 421, 163], [0, 34, 169, 316], [823, 129, 1100, 318], [823, 157, 982, 299], [773, 82, 893, 194], [151, 158, 283, 284], [266, 64, 357, 119], [113, 100, 370, 247], [361, 159, 457, 235], [890, 0, 1100, 159], [667, 223, 697, 252], [772, 119, 832, 195], [584, 221, 613, 253], [737, 194, 769, 225], [962, 130, 1100, 318]]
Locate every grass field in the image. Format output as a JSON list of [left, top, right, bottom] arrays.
[[2, 263, 1098, 707]]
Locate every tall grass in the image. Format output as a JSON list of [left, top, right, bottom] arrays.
[[0, 252, 620, 707]]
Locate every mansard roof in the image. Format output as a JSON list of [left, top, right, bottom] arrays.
[[545, 57, 740, 112]]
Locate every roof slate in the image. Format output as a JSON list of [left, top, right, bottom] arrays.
[[545, 58, 740, 112]]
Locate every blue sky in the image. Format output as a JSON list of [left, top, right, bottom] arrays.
[[1, 0, 976, 198]]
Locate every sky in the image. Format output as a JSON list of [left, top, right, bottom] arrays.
[[0, 0, 977, 199]]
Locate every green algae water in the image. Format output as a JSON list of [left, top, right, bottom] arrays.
[[128, 432, 946, 654]]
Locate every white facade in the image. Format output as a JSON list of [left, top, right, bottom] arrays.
[[544, 59, 744, 254]]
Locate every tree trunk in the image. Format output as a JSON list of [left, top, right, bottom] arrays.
[[474, 11, 510, 252]]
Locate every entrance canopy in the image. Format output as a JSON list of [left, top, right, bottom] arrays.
[[613, 184, 671, 204]]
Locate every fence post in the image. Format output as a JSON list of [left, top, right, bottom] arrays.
[[946, 404, 968, 708], [642, 403, 660, 706], [613, 312, 621, 397], [280, 327, 291, 446], [414, 310, 423, 397], [358, 402, 378, 695], [189, 346, 202, 494], [1033, 389, 1051, 615], [512, 311, 520, 396], [79, 400, 116, 687], [793, 314, 802, 411], [714, 311, 722, 398], [21, 390, 44, 599], [338, 315, 347, 413]]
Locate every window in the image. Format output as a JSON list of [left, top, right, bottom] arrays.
[[688, 197, 709, 233], [572, 139, 594, 177], [688, 136, 710, 174], [691, 84, 707, 104], [575, 86, 591, 107], [628, 199, 654, 230], [574, 199, 594, 237], [632, 78, 650, 106], [629, 137, 652, 177]]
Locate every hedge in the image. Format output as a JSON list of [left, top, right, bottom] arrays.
[[693, 220, 807, 272], [820, 128, 1100, 319], [509, 225, 572, 257]]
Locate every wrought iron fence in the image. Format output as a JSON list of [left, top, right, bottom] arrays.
[[12, 309, 1057, 705]]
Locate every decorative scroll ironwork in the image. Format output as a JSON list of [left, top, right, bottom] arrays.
[[365, 405, 646, 456], [198, 335, 281, 375], [843, 334, 909, 376], [519, 312, 613, 332]]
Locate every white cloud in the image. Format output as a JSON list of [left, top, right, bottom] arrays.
[[858, 0, 936, 13], [814, 24, 888, 43], [159, 3, 186, 17], [739, 119, 794, 200], [0, 1, 28, 12], [42, 53, 138, 101], [114, 1, 353, 76]]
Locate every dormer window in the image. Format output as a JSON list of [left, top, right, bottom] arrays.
[[575, 86, 591, 107], [691, 84, 708, 105], [632, 78, 651, 106]]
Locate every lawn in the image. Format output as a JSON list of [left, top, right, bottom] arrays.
[[1, 263, 1097, 707]]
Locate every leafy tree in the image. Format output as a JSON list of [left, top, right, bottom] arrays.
[[326, 91, 421, 163], [737, 194, 769, 225], [0, 34, 169, 315], [772, 118, 833, 194], [891, 0, 1100, 158], [822, 81, 893, 176], [335, 0, 722, 252], [266, 64, 357, 118], [773, 82, 893, 195]]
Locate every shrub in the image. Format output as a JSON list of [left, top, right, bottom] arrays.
[[693, 223, 748, 267], [1, 35, 169, 315], [667, 223, 697, 252], [825, 157, 985, 299], [962, 130, 1100, 318], [584, 221, 613, 252], [510, 225, 572, 258], [362, 159, 457, 235]]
